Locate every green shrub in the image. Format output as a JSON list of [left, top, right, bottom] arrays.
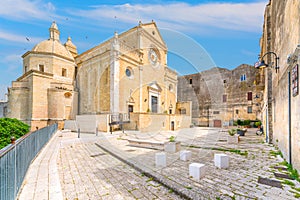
[[169, 136, 176, 142], [0, 118, 30, 149], [255, 121, 262, 127], [244, 120, 251, 126], [237, 119, 243, 126], [228, 129, 236, 136]]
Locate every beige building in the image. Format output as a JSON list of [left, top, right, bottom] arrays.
[[7, 21, 191, 132], [178, 64, 263, 127], [259, 0, 300, 171], [7, 22, 78, 130]]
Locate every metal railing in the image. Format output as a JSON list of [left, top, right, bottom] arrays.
[[0, 123, 58, 200]]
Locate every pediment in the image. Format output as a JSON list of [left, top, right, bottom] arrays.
[[148, 81, 162, 92]]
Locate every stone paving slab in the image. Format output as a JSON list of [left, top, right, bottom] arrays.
[[96, 128, 300, 199], [17, 128, 300, 200]]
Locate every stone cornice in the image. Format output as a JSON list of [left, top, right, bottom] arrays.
[[22, 51, 75, 62], [17, 70, 53, 81]]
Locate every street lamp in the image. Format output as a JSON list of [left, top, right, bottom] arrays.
[[255, 51, 280, 73]]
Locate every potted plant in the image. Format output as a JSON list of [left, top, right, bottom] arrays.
[[227, 129, 239, 143], [237, 128, 247, 136], [255, 121, 262, 128], [164, 136, 181, 153]]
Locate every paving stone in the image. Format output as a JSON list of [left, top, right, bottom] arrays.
[[17, 129, 300, 199]]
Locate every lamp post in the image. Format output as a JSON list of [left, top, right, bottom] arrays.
[[254, 51, 280, 144], [255, 51, 280, 73]]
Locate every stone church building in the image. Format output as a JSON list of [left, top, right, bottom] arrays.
[[7, 21, 191, 132]]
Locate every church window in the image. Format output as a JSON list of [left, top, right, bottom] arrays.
[[39, 64, 44, 72], [125, 67, 133, 78], [62, 68, 67, 77], [24, 66, 28, 73], [169, 84, 174, 92]]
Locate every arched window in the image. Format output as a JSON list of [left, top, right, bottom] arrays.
[[169, 84, 174, 92]]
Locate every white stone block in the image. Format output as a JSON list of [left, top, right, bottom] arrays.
[[155, 152, 166, 167], [180, 150, 192, 161], [189, 163, 205, 180], [164, 141, 181, 153], [214, 153, 229, 169]]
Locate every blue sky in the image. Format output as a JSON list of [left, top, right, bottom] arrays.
[[0, 0, 268, 100]]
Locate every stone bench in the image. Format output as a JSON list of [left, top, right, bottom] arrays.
[[127, 139, 165, 150]]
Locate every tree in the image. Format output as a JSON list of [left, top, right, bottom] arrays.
[[0, 118, 30, 149]]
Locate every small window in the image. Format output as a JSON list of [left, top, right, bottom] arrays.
[[128, 105, 133, 113], [62, 68, 67, 77], [236, 109, 239, 114], [240, 74, 246, 82], [247, 106, 252, 113], [247, 92, 252, 101], [24, 66, 28, 73], [39, 64, 44, 72], [213, 111, 220, 114], [189, 78, 192, 84], [223, 94, 227, 103], [179, 108, 186, 115]]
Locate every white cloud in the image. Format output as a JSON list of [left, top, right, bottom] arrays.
[[68, 1, 267, 33], [0, 0, 56, 20]]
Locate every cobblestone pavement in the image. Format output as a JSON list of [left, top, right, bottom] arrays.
[[58, 135, 181, 200], [18, 128, 300, 200], [96, 127, 300, 200], [18, 131, 181, 200]]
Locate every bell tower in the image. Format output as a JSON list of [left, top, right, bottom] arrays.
[[49, 21, 60, 41]]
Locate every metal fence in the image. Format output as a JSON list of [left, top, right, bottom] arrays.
[[0, 123, 58, 200]]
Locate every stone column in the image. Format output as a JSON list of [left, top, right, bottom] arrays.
[[110, 32, 120, 114]]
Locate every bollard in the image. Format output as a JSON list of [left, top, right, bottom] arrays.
[[78, 128, 80, 138]]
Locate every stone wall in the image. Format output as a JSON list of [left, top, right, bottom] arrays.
[[178, 65, 262, 127], [260, 0, 300, 170], [125, 112, 191, 132], [0, 101, 7, 118]]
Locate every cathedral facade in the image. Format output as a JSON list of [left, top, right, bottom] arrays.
[[7, 21, 191, 132]]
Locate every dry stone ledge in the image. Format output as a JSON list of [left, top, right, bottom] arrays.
[[189, 163, 206, 180], [127, 139, 165, 150]]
